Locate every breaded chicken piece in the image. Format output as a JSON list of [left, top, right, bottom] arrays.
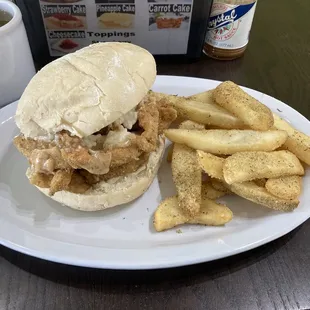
[[14, 93, 177, 194], [49, 169, 73, 195], [29, 170, 91, 195], [14, 135, 54, 158], [157, 98, 178, 133]]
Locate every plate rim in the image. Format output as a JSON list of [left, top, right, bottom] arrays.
[[1, 75, 310, 270]]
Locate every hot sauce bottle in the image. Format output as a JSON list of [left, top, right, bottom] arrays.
[[204, 0, 258, 60]]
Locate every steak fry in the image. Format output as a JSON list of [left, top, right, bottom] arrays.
[[223, 151, 304, 184], [171, 121, 203, 217]]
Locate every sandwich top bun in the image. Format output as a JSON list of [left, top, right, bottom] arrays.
[[28, 136, 165, 211], [16, 42, 156, 139]]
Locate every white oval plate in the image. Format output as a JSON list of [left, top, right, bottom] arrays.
[[1, 76, 309, 270]]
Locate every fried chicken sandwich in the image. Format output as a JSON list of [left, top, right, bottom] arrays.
[[14, 42, 177, 211]]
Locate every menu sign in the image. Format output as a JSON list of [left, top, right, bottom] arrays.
[[38, 0, 194, 56]]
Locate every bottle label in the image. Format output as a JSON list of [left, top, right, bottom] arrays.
[[205, 1, 257, 50]]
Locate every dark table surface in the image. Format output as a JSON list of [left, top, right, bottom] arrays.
[[1, 0, 310, 309]]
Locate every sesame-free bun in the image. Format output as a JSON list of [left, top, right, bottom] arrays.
[[16, 42, 156, 139], [26, 137, 165, 211]]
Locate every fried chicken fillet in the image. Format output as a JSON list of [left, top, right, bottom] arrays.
[[14, 95, 177, 196]]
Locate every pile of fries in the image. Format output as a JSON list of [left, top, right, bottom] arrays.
[[153, 81, 310, 232]]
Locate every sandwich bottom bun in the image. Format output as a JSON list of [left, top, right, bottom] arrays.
[[26, 136, 165, 211]]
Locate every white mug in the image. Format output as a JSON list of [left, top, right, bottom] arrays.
[[0, 0, 35, 108]]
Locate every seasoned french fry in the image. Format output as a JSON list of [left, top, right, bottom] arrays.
[[265, 176, 302, 200], [187, 89, 215, 103], [170, 96, 244, 129], [154, 197, 186, 232], [188, 199, 232, 226], [171, 121, 204, 216], [153, 196, 233, 232], [179, 120, 205, 130], [273, 113, 310, 165], [196, 153, 231, 195], [199, 159, 300, 211], [223, 151, 304, 184], [213, 81, 274, 131], [229, 181, 299, 211], [211, 179, 231, 194], [164, 129, 288, 155], [255, 179, 267, 187], [156, 84, 307, 224], [172, 143, 201, 216], [202, 182, 226, 200], [197, 151, 225, 180]]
